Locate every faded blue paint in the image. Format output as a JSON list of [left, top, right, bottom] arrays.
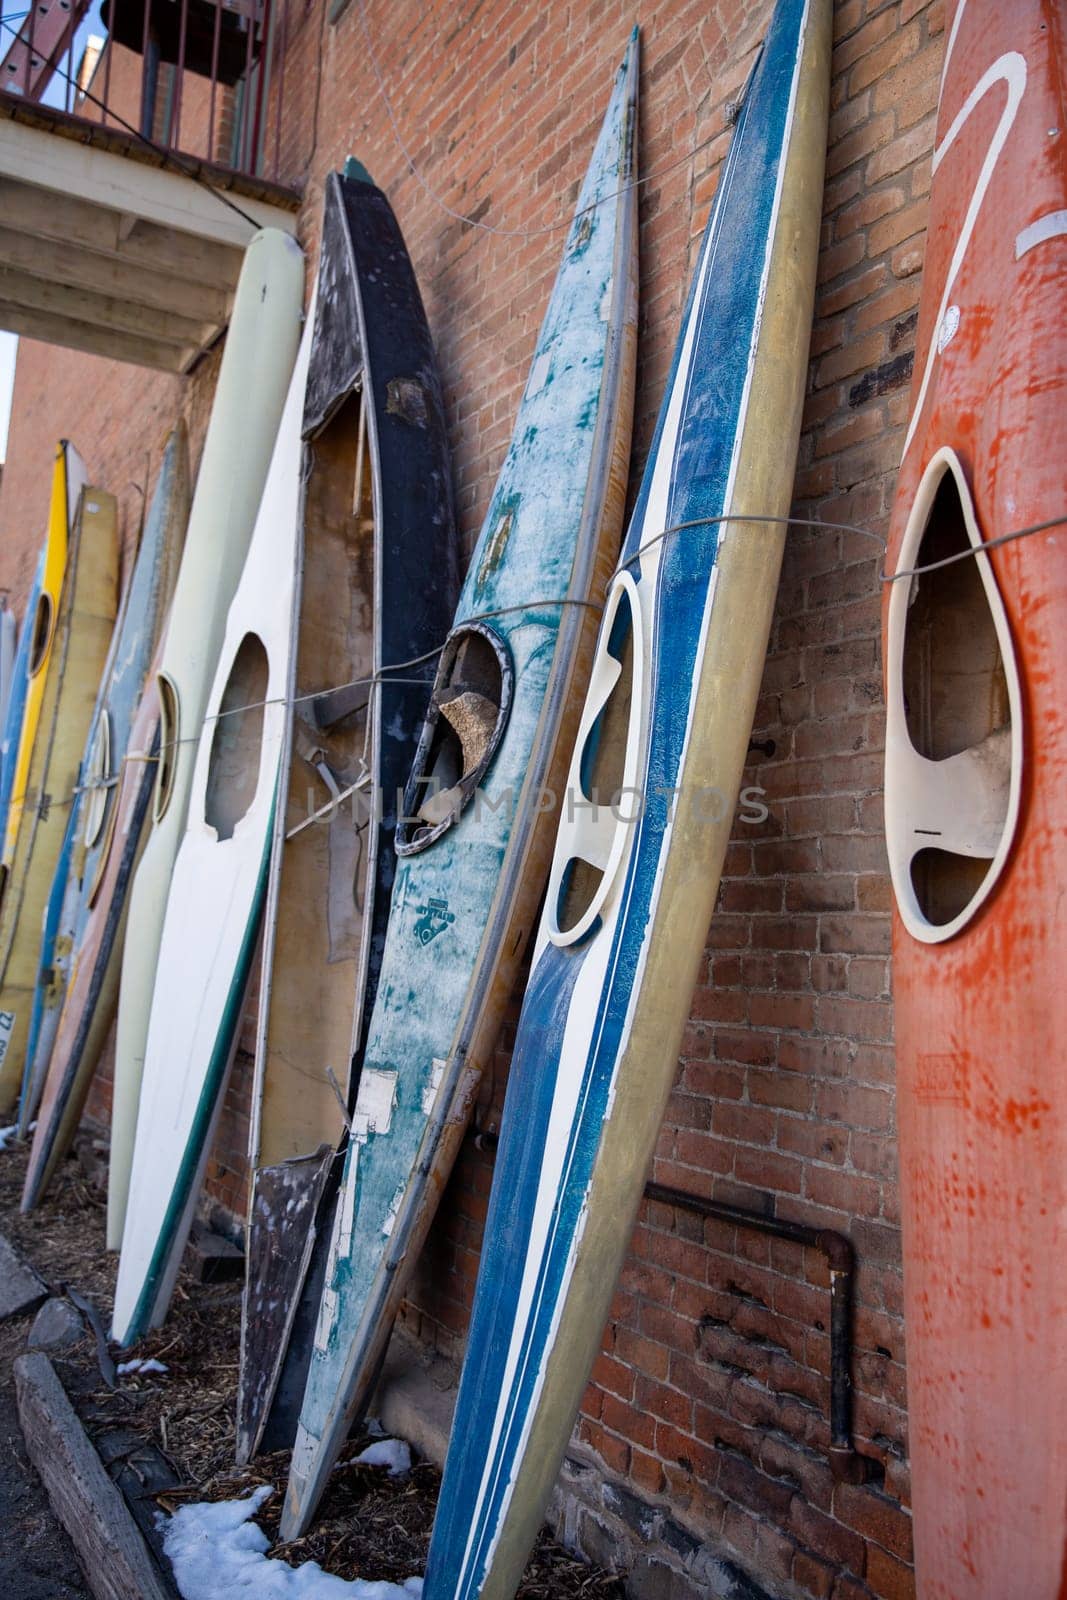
[[0, 556, 42, 848], [286, 34, 639, 1531], [18, 784, 80, 1126], [424, 3, 812, 1593], [19, 430, 187, 1130]]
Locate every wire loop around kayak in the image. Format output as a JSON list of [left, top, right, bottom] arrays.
[[6, 512, 1062, 824]]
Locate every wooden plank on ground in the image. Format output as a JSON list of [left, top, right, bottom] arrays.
[[14, 1351, 177, 1600], [0, 1232, 46, 1318]]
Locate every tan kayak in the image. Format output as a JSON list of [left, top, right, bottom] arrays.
[[0, 485, 119, 1114]]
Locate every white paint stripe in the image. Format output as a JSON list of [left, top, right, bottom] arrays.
[[902, 42, 1028, 458], [456, 130, 737, 1589], [1015, 209, 1067, 259], [456, 3, 812, 1588]]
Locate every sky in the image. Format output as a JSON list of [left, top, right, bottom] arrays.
[[0, 333, 16, 464]]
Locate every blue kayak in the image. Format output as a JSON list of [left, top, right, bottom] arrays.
[[423, 1, 832, 1594]]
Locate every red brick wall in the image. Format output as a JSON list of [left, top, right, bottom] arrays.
[[0, 0, 948, 1594]]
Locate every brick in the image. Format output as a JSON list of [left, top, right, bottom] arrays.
[[748, 1071, 814, 1114], [817, 1082, 893, 1132], [853, 277, 923, 336], [777, 1117, 848, 1165], [733, 1148, 804, 1196], [786, 874, 857, 913], [832, 7, 898, 75], [794, 1549, 836, 1598], [826, 113, 896, 180], [869, 198, 929, 257], [591, 1352, 635, 1401], [835, 186, 906, 241], [615, 1328, 671, 1383], [817, 332, 890, 389], [818, 232, 868, 285], [851, 1134, 898, 1181], [789, 1497, 867, 1576], [579, 1419, 631, 1477], [866, 1545, 916, 1600], [819, 914, 891, 956], [833, 1483, 914, 1563], [805, 1166, 882, 1217]]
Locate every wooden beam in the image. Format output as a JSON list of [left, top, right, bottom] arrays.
[[0, 88, 301, 211], [0, 265, 214, 350], [0, 175, 243, 292], [14, 1352, 178, 1600], [0, 114, 298, 248], [0, 225, 230, 324], [0, 302, 193, 372]]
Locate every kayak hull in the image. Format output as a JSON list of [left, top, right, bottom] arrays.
[[19, 423, 189, 1150], [884, 2, 1067, 1593], [1, 441, 85, 871], [111, 292, 315, 1348], [423, 3, 831, 1594], [281, 33, 640, 1541], [0, 484, 118, 1113], [237, 168, 460, 1465], [107, 230, 304, 1251]]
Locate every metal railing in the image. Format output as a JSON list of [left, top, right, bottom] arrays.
[[0, 0, 298, 185]]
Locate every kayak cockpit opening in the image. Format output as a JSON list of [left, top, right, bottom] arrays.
[[547, 572, 644, 948], [28, 591, 53, 677], [395, 622, 513, 855], [154, 673, 180, 824], [82, 711, 112, 851], [885, 447, 1022, 942], [204, 632, 270, 842]]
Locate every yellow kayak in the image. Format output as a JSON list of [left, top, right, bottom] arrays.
[[2, 442, 85, 868], [0, 480, 119, 1112]]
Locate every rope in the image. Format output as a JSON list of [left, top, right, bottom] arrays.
[[2, 510, 1061, 824]]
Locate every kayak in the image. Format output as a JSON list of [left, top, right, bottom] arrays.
[[20, 424, 190, 1198], [883, 1, 1067, 1593], [107, 229, 304, 1251], [1, 441, 85, 874], [281, 32, 640, 1540], [0, 552, 43, 852], [236, 164, 460, 1465], [0, 605, 16, 755], [111, 289, 316, 1347], [0, 482, 118, 1114], [422, 1, 830, 1594]]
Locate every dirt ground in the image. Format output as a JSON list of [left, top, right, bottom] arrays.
[[0, 1133, 625, 1599]]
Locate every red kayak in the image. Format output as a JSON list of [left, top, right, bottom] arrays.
[[883, 1, 1067, 1594]]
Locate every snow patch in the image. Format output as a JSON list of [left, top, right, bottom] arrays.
[[117, 1357, 169, 1376], [353, 1438, 411, 1476], [162, 1486, 423, 1599]]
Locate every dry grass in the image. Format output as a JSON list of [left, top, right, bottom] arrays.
[[0, 1134, 625, 1596]]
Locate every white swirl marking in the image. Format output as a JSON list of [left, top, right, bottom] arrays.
[[902, 2, 1027, 458]]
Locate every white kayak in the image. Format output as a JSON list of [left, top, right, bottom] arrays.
[[107, 229, 304, 1251], [112, 292, 315, 1346]]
